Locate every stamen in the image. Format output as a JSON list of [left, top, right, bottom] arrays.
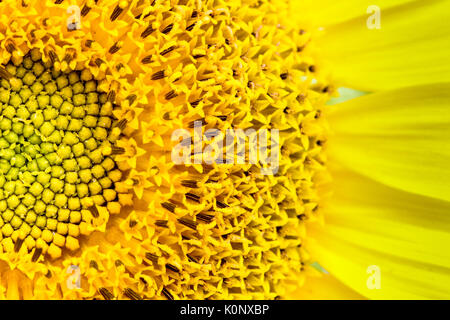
[[99, 287, 114, 300]]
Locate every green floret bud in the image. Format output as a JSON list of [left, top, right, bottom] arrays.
[[15, 67, 27, 79], [6, 64, 16, 76], [36, 171, 51, 186], [6, 167, 19, 180], [28, 133, 42, 145], [44, 81, 57, 95], [26, 98, 39, 113], [60, 101, 73, 115], [9, 78, 23, 91], [67, 118, 83, 131], [16, 106, 31, 120], [64, 183, 76, 196], [72, 82, 84, 94], [34, 200, 46, 214], [39, 121, 55, 137], [12, 121, 24, 135], [12, 154, 26, 168], [40, 71, 52, 84], [68, 72, 80, 85], [37, 95, 50, 108], [23, 57, 33, 69], [4, 131, 18, 144], [43, 107, 58, 121], [22, 193, 36, 207], [29, 182, 44, 197], [0, 88, 10, 103], [63, 158, 78, 171], [27, 159, 39, 172], [0, 118, 12, 130], [19, 87, 33, 102], [36, 156, 50, 171], [31, 81, 44, 94], [73, 93, 86, 106], [47, 131, 62, 144], [78, 126, 92, 140], [71, 106, 86, 118], [3, 105, 16, 119], [72, 143, 85, 157], [23, 72, 36, 85], [56, 75, 69, 90], [60, 86, 73, 99], [50, 178, 65, 193], [8, 94, 21, 107], [33, 62, 45, 77], [62, 131, 79, 145], [55, 115, 69, 130], [41, 188, 54, 204], [31, 111, 44, 128], [50, 94, 63, 109]]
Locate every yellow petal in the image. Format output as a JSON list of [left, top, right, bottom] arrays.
[[328, 83, 450, 202], [290, 0, 414, 28], [286, 273, 365, 300], [308, 168, 450, 299], [315, 0, 450, 91]]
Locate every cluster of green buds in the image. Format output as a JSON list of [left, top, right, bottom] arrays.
[[0, 49, 123, 259]]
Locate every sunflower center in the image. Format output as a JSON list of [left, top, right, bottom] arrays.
[[0, 49, 122, 259]]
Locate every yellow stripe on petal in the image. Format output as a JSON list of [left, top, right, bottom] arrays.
[[290, 0, 414, 29], [315, 0, 450, 91], [327, 83, 450, 202], [286, 273, 365, 300], [307, 169, 450, 299]]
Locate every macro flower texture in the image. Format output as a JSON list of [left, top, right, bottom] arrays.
[[0, 0, 448, 300]]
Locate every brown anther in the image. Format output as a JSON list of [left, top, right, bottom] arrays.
[[161, 202, 176, 213], [165, 263, 180, 273], [81, 5, 91, 16], [190, 98, 202, 107], [155, 220, 168, 228], [111, 146, 125, 155], [160, 46, 176, 56], [0, 66, 13, 80], [124, 288, 142, 300], [151, 70, 165, 80], [196, 213, 214, 223], [186, 22, 196, 31], [14, 238, 24, 253], [85, 40, 94, 48], [280, 72, 288, 80], [161, 23, 173, 34], [99, 287, 114, 300], [181, 180, 198, 188], [109, 43, 121, 54], [140, 25, 155, 38], [88, 205, 100, 218], [177, 217, 197, 230], [141, 55, 153, 64], [162, 288, 174, 300], [32, 248, 42, 262], [165, 90, 178, 100], [185, 192, 200, 203], [216, 200, 229, 208], [128, 220, 137, 228], [54, 0, 64, 4], [186, 254, 199, 263], [110, 5, 123, 21], [107, 90, 116, 103], [115, 119, 127, 130], [145, 252, 158, 263], [90, 260, 99, 269]]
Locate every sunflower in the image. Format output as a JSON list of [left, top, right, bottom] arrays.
[[0, 0, 448, 300]]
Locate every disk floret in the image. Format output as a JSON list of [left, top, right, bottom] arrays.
[[0, 49, 122, 259]]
